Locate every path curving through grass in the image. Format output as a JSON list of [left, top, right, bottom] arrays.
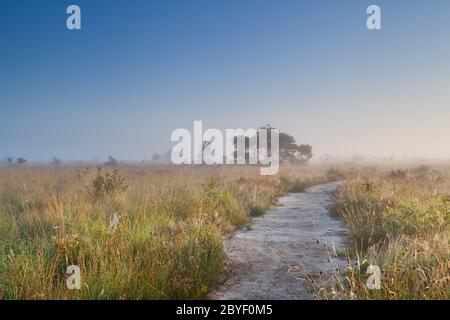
[[210, 182, 349, 300]]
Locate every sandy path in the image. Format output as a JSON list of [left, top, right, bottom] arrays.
[[209, 182, 349, 300]]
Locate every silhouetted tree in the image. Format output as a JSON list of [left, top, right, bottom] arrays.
[[278, 133, 312, 164], [152, 153, 162, 162], [296, 144, 313, 164], [6, 157, 13, 165], [104, 156, 118, 167], [17, 158, 27, 165], [52, 156, 62, 166], [232, 126, 313, 165]]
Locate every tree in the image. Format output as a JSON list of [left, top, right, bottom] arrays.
[[296, 144, 313, 164], [278, 133, 313, 164], [104, 156, 118, 167], [6, 157, 13, 165], [231, 128, 313, 165], [152, 153, 162, 162], [52, 156, 62, 166], [17, 158, 27, 165]]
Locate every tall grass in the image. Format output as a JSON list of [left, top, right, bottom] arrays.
[[316, 166, 450, 300], [0, 165, 328, 299]]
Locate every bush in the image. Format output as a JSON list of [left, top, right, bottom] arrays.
[[279, 176, 307, 193], [90, 167, 128, 199], [388, 169, 407, 179], [249, 202, 266, 217], [326, 168, 345, 181], [289, 179, 307, 193], [104, 156, 119, 167]]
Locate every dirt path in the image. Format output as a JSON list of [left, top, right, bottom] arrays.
[[209, 182, 349, 300]]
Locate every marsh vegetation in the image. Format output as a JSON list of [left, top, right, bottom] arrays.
[[311, 164, 450, 300], [0, 163, 448, 300], [0, 164, 327, 299]]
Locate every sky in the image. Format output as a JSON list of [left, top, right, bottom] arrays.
[[1, 0, 450, 162]]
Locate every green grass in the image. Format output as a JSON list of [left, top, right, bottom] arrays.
[[314, 166, 450, 300], [0, 165, 329, 299], [249, 203, 267, 217]]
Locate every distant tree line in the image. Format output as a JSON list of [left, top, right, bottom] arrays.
[[5, 157, 27, 165], [153, 125, 313, 165], [230, 127, 313, 165]]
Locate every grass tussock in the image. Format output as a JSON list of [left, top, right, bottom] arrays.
[[315, 165, 450, 300], [0, 165, 329, 299]]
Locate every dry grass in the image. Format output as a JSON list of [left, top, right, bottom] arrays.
[[313, 164, 450, 300], [0, 164, 330, 300]]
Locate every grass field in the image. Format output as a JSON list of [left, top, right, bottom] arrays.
[[312, 164, 450, 300], [0, 163, 448, 300], [0, 164, 330, 299]]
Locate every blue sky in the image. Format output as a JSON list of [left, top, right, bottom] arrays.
[[1, 0, 450, 161]]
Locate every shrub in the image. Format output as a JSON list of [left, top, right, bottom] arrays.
[[104, 156, 119, 167], [90, 167, 128, 199], [249, 202, 266, 217], [388, 169, 407, 179], [289, 179, 307, 193], [278, 176, 307, 193], [326, 168, 345, 181]]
